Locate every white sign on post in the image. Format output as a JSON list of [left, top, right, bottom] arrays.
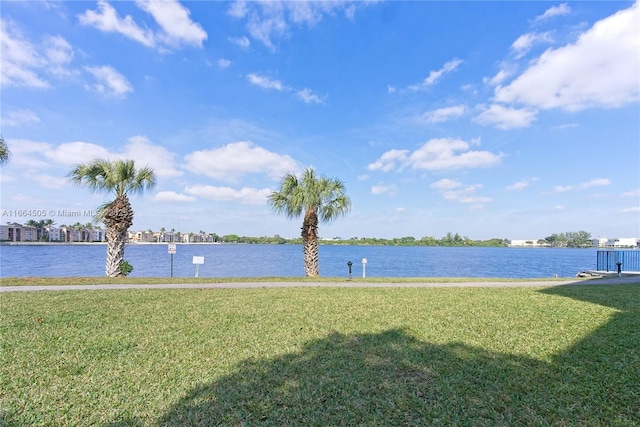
[[168, 244, 177, 278], [193, 256, 205, 278]]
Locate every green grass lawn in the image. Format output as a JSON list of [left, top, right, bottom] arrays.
[[2, 284, 638, 426]]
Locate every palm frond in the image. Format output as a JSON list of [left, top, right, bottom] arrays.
[[93, 200, 113, 224], [68, 159, 156, 198], [268, 167, 351, 223], [0, 135, 11, 164]]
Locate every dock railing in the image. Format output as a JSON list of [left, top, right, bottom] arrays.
[[596, 250, 640, 272]]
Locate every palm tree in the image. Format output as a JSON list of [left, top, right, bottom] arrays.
[[68, 159, 156, 277], [0, 135, 10, 164], [268, 168, 351, 277]]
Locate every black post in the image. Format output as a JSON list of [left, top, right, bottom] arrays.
[[347, 261, 353, 281], [616, 261, 622, 277]]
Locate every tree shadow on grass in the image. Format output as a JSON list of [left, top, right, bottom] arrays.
[[539, 283, 640, 422], [153, 284, 639, 426]]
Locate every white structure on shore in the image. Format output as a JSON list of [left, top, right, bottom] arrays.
[[509, 239, 544, 247], [593, 237, 639, 248], [126, 230, 222, 243], [509, 237, 639, 248]]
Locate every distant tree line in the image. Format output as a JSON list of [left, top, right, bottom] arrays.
[[215, 230, 594, 248], [326, 233, 508, 247], [209, 232, 509, 247], [543, 231, 593, 248]]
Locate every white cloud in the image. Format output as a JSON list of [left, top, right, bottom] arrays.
[[368, 149, 409, 172], [2, 109, 40, 126], [408, 138, 501, 170], [153, 191, 196, 202], [369, 138, 502, 172], [135, 0, 207, 47], [78, 0, 206, 50], [228, 1, 370, 50], [45, 141, 111, 166], [43, 35, 75, 77], [84, 65, 133, 98], [33, 174, 68, 190], [246, 13, 288, 51], [247, 73, 285, 90], [228, 1, 249, 19], [553, 178, 611, 193], [0, 20, 75, 88], [552, 123, 580, 130], [473, 104, 538, 129], [422, 105, 466, 123], [14, 137, 181, 180], [185, 185, 271, 205], [408, 58, 463, 90], [78, 0, 155, 47], [183, 141, 301, 181], [622, 189, 640, 198], [4, 139, 55, 169], [371, 184, 396, 196], [532, 3, 571, 24], [620, 206, 640, 213], [122, 136, 182, 178], [496, 2, 639, 111], [430, 179, 492, 205], [484, 67, 513, 87], [229, 36, 251, 49], [247, 74, 323, 104], [218, 58, 231, 69], [510, 32, 553, 59], [430, 178, 461, 191], [0, 20, 47, 88], [506, 178, 538, 191], [296, 88, 323, 104]]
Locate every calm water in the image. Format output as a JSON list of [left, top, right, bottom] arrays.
[[0, 244, 598, 278]]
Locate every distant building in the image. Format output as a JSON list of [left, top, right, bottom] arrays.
[[0, 223, 38, 242], [1, 224, 21, 242], [0, 223, 104, 242], [91, 229, 105, 242], [129, 231, 154, 243], [607, 238, 639, 248], [45, 226, 61, 242], [593, 237, 639, 248], [509, 239, 541, 247], [592, 237, 609, 247]]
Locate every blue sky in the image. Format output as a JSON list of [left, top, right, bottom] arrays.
[[1, 0, 638, 240]]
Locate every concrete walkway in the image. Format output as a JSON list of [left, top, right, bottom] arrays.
[[2, 276, 639, 292]]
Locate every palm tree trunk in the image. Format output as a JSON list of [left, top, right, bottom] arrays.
[[102, 195, 134, 277], [105, 229, 126, 277], [301, 209, 319, 277]]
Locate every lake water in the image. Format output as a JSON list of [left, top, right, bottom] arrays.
[[0, 244, 599, 279]]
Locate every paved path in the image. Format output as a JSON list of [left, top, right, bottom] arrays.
[[2, 276, 638, 292]]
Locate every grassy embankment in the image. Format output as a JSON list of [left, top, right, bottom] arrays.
[[0, 276, 582, 287], [2, 284, 639, 426]]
